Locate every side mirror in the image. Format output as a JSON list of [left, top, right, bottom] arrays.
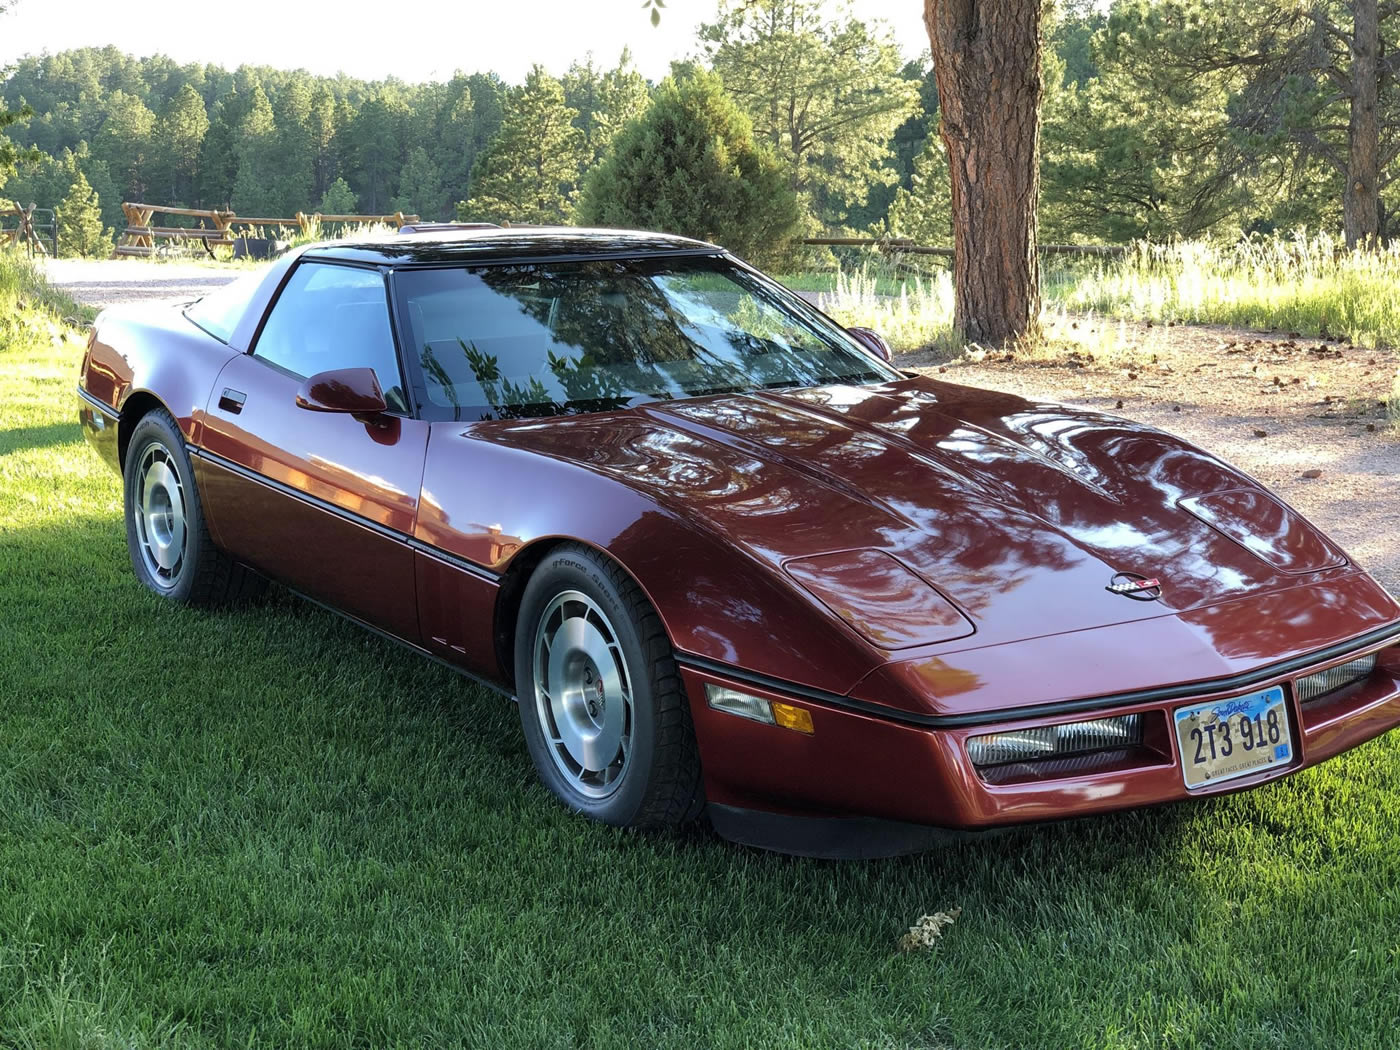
[[847, 326, 894, 364], [295, 367, 388, 417]]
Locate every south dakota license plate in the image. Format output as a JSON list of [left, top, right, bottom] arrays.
[[1174, 685, 1293, 790]]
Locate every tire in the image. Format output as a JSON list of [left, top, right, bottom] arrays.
[[123, 408, 265, 606], [514, 544, 704, 829]]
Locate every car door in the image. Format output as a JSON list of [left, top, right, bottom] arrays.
[[197, 260, 428, 642]]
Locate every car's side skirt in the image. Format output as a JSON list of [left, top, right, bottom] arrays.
[[190, 442, 511, 684], [289, 588, 517, 702]]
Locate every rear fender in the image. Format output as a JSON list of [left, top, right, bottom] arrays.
[[84, 306, 238, 454]]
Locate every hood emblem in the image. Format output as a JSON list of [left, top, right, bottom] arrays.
[[1107, 572, 1163, 601]]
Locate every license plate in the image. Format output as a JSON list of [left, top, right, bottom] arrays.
[[1174, 685, 1293, 790]]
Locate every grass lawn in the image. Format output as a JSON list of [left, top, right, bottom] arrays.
[[3, 252, 1400, 1048]]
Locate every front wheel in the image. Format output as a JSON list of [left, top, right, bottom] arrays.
[[123, 409, 264, 605], [514, 544, 704, 829]]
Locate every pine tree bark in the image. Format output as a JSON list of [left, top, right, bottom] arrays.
[[1346, 0, 1381, 248], [925, 0, 1043, 345]]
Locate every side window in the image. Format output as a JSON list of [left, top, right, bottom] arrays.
[[253, 263, 409, 412]]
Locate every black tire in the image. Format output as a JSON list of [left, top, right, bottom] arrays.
[[514, 543, 704, 829], [123, 408, 265, 606]]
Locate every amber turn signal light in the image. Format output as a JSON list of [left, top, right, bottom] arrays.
[[705, 685, 815, 735], [771, 701, 815, 734]]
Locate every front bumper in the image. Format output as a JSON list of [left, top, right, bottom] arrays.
[[682, 630, 1400, 857]]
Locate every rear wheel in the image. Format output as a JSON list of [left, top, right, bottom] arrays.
[[123, 409, 264, 606], [515, 544, 704, 829]]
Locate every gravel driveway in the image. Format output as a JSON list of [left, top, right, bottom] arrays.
[[44, 258, 241, 310], [47, 259, 1399, 593]]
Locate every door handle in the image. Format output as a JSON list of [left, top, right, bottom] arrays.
[[218, 388, 246, 414]]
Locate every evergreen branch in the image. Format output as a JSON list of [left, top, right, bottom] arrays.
[[1301, 7, 1352, 51]]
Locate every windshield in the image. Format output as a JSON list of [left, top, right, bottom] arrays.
[[183, 270, 265, 344], [393, 256, 898, 421]]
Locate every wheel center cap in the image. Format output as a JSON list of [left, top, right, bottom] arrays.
[[584, 664, 605, 719]]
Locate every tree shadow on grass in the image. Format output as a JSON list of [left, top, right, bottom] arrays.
[[0, 422, 81, 456]]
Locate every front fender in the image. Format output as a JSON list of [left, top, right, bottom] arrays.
[[416, 423, 884, 696]]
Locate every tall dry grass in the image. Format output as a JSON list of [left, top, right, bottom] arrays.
[[1059, 233, 1400, 349], [813, 233, 1400, 356]]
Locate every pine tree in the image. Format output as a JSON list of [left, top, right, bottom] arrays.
[[198, 93, 247, 209], [272, 79, 316, 216], [393, 146, 446, 220], [1097, 0, 1400, 249], [156, 84, 209, 204], [925, 0, 1045, 344], [58, 169, 109, 256], [346, 92, 405, 214], [576, 70, 803, 268], [432, 77, 477, 208], [458, 67, 586, 225], [230, 86, 279, 216], [0, 103, 27, 184], [96, 90, 156, 200], [701, 0, 918, 230], [564, 50, 651, 168], [886, 137, 952, 243], [307, 86, 338, 201]]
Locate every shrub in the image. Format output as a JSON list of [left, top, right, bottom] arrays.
[[577, 70, 803, 269], [317, 177, 358, 215]]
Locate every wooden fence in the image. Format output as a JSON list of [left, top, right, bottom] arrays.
[[225, 212, 422, 233], [2, 202, 50, 256], [802, 237, 1128, 259], [113, 203, 235, 257], [112, 203, 421, 258]]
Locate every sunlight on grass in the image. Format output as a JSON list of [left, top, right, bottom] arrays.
[[815, 267, 958, 353], [804, 233, 1400, 356], [1062, 233, 1400, 348]]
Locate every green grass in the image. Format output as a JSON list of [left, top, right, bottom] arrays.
[[777, 270, 929, 297], [803, 233, 1400, 354], [4, 247, 1400, 1047]]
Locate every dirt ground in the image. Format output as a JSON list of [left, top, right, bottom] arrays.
[[46, 260, 1399, 594], [44, 258, 238, 309], [904, 318, 1400, 595]]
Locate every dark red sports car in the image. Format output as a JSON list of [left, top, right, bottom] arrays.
[[77, 227, 1400, 857]]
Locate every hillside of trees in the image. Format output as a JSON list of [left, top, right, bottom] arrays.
[[3, 0, 1399, 257]]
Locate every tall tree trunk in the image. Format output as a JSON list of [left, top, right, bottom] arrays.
[[925, 0, 1043, 345], [1346, 0, 1381, 248]]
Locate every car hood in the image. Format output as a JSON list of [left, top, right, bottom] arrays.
[[478, 376, 1364, 656]]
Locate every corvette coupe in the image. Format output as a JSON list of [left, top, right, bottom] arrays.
[[77, 226, 1400, 857]]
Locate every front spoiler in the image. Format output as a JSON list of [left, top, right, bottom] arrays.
[[707, 803, 988, 859]]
